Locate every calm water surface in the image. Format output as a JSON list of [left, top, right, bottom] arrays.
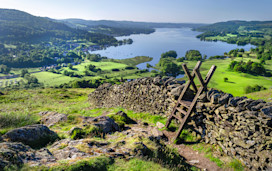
[[92, 28, 255, 69]]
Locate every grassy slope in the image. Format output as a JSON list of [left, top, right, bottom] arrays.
[[180, 58, 272, 98], [0, 88, 244, 170]]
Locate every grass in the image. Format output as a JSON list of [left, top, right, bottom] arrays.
[[246, 89, 272, 102], [0, 88, 94, 131], [112, 56, 153, 66], [32, 72, 78, 87], [192, 143, 244, 170], [180, 57, 272, 97], [108, 158, 169, 171]]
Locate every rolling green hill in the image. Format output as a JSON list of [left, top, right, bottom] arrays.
[[0, 9, 116, 44]]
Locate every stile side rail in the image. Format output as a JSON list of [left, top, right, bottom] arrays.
[[165, 61, 216, 142]]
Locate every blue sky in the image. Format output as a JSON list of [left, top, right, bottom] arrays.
[[0, 0, 271, 23]]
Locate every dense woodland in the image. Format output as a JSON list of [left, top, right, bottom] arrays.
[[194, 20, 272, 47]]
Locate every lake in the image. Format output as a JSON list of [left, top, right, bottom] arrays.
[[92, 28, 255, 69]]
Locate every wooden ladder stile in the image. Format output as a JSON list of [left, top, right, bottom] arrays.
[[165, 61, 216, 142]]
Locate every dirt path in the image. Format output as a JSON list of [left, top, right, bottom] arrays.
[[163, 130, 225, 171]]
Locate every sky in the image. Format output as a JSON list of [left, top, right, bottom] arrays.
[[0, 0, 271, 23]]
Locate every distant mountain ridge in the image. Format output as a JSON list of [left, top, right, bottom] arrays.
[[194, 20, 272, 33], [0, 9, 115, 43], [60, 18, 206, 29]]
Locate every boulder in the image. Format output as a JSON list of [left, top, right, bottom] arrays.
[[170, 85, 184, 97], [261, 106, 272, 117], [0, 142, 55, 169], [156, 122, 165, 129], [115, 111, 137, 124], [82, 116, 120, 134], [39, 111, 67, 127], [2, 124, 58, 148]]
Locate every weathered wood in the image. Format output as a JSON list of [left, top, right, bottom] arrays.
[[165, 61, 216, 142]]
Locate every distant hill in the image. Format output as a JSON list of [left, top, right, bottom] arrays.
[[0, 9, 114, 43], [194, 20, 272, 33], [194, 20, 272, 46], [60, 18, 206, 29], [59, 19, 206, 36]]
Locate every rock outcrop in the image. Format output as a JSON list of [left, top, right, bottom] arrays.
[[39, 111, 67, 127], [2, 124, 59, 148], [0, 142, 56, 169]]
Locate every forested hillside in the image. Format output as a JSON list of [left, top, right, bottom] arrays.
[[194, 20, 272, 46]]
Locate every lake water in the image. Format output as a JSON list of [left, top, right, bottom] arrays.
[[92, 28, 255, 69]]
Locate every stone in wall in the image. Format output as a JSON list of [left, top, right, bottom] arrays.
[[88, 76, 191, 115]]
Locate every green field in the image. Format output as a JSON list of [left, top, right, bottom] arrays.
[[180, 58, 272, 98], [32, 72, 78, 87]]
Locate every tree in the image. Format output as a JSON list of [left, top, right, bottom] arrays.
[[161, 50, 178, 59], [159, 58, 182, 77], [146, 63, 152, 68], [20, 69, 28, 77], [0, 64, 11, 74], [68, 63, 73, 69], [185, 50, 202, 60]]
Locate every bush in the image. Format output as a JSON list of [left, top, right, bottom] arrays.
[[111, 68, 120, 72], [244, 84, 267, 94]]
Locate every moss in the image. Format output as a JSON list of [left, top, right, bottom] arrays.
[[46, 156, 113, 171], [70, 125, 102, 140]]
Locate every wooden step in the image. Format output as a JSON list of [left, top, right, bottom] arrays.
[[176, 107, 187, 115], [179, 100, 192, 108], [172, 114, 183, 122]]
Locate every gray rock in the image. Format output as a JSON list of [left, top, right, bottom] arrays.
[[170, 85, 184, 97], [0, 142, 55, 169], [261, 106, 272, 117], [211, 93, 221, 104], [52, 146, 92, 160], [82, 116, 120, 133], [40, 111, 67, 127], [218, 93, 233, 104], [156, 122, 165, 129], [2, 124, 58, 148], [151, 128, 164, 139]]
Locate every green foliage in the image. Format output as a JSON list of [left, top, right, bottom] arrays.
[[228, 159, 244, 171], [20, 69, 29, 77], [70, 125, 101, 140], [223, 77, 228, 82], [195, 20, 272, 47], [161, 50, 178, 59], [108, 158, 169, 171], [0, 65, 11, 74], [158, 58, 183, 77], [244, 84, 267, 94], [185, 50, 202, 61], [109, 56, 153, 66], [229, 60, 267, 75], [46, 156, 113, 171]]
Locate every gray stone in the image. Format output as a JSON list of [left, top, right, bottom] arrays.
[[83, 116, 120, 133], [170, 85, 184, 97], [40, 111, 67, 127], [0, 142, 56, 169], [218, 93, 233, 104], [261, 106, 272, 117], [2, 124, 58, 148], [156, 122, 165, 129], [151, 128, 164, 139]]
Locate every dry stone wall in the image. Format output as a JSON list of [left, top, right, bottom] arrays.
[[89, 76, 189, 115], [88, 77, 272, 170], [195, 89, 272, 170]]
